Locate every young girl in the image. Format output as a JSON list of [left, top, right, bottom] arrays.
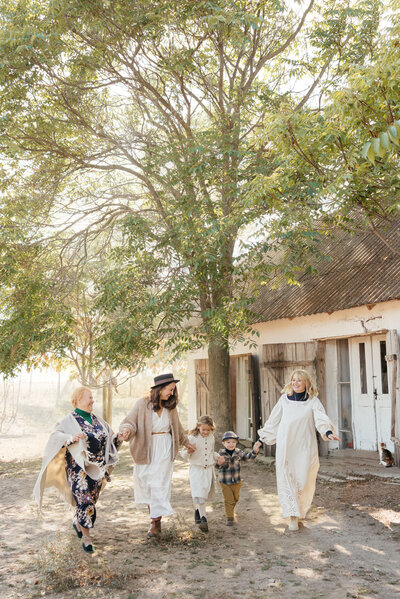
[[181, 415, 223, 532], [255, 369, 340, 531]]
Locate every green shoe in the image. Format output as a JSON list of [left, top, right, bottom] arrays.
[[82, 541, 94, 553]]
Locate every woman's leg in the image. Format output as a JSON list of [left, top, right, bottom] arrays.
[[147, 517, 162, 537]]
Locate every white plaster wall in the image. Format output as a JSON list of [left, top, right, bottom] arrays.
[[187, 300, 400, 431], [189, 300, 400, 361]]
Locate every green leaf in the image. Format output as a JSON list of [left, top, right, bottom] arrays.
[[371, 137, 381, 156], [361, 141, 371, 159], [379, 131, 389, 150], [366, 144, 376, 164]]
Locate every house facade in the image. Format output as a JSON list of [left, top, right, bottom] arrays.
[[187, 220, 400, 463]]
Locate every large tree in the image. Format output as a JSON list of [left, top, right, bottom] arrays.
[[0, 0, 387, 431]]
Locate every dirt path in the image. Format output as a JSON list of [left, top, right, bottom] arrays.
[[1, 446, 400, 599]]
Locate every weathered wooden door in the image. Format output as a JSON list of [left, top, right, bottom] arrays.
[[260, 341, 319, 455], [260, 342, 318, 421], [234, 355, 253, 440], [387, 329, 400, 466], [194, 354, 259, 440], [195, 359, 209, 419]]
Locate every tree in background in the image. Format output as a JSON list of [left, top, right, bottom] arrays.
[[0, 0, 391, 432]]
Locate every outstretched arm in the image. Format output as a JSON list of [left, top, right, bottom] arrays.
[[258, 397, 283, 445]]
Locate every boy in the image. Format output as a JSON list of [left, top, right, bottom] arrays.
[[216, 431, 260, 526]]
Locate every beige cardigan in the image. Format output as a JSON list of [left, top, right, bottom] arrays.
[[33, 412, 119, 509], [120, 396, 189, 464]]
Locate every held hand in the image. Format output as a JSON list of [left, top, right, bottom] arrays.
[[253, 441, 262, 453], [118, 429, 130, 442], [72, 433, 86, 443], [217, 455, 226, 466], [186, 443, 196, 454], [327, 433, 341, 441]]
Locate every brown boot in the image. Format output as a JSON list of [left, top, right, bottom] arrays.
[[147, 518, 160, 538]]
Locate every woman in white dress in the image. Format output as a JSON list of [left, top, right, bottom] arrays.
[[255, 369, 340, 531], [119, 373, 195, 538]]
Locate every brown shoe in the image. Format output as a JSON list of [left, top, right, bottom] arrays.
[[155, 517, 162, 532]]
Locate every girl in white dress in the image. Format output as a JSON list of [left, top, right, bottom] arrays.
[[181, 415, 224, 532], [256, 369, 340, 531]]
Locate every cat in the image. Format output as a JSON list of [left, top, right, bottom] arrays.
[[379, 442, 394, 467]]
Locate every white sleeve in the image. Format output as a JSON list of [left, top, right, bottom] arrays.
[[257, 397, 283, 445], [180, 446, 189, 460], [180, 435, 196, 460], [312, 397, 336, 440]]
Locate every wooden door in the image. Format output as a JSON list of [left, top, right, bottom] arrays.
[[195, 359, 209, 418], [386, 329, 400, 466], [349, 335, 393, 452], [350, 335, 394, 451], [260, 342, 317, 422], [194, 354, 260, 440], [260, 342, 318, 456]]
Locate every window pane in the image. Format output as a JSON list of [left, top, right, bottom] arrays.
[[337, 339, 353, 448], [339, 382, 353, 448], [380, 340, 388, 394], [337, 339, 350, 382], [359, 343, 367, 394]]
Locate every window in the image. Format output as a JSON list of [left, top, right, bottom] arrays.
[[337, 339, 353, 449], [380, 340, 388, 394], [359, 342, 368, 394]]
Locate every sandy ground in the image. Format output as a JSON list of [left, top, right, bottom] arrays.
[[1, 440, 400, 599]]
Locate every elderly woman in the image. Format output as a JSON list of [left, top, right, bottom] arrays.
[[119, 373, 195, 538], [33, 386, 121, 552]]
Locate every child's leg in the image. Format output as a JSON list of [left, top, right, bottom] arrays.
[[231, 481, 242, 510], [197, 499, 206, 519], [220, 483, 236, 519]]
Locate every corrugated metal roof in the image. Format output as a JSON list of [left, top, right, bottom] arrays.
[[251, 219, 400, 322]]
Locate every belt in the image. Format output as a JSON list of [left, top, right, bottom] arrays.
[[152, 432, 170, 435]]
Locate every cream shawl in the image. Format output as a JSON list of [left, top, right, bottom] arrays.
[[33, 412, 119, 510]]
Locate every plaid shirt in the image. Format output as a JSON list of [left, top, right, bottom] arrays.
[[216, 447, 257, 485]]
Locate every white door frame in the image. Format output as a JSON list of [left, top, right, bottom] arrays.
[[349, 334, 393, 452]]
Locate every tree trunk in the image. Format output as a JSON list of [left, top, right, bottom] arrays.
[[208, 339, 232, 439]]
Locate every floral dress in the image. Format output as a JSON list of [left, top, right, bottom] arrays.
[[65, 412, 119, 528]]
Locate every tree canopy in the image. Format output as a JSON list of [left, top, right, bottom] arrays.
[[0, 0, 398, 430]]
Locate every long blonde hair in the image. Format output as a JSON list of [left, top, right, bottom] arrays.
[[71, 386, 91, 408], [282, 369, 318, 399], [189, 415, 215, 436]]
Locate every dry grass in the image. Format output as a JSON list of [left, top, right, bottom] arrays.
[[35, 533, 131, 593]]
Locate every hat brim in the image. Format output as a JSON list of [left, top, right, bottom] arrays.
[[151, 378, 180, 389]]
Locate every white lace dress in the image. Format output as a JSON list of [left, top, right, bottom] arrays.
[[258, 394, 334, 519], [133, 408, 174, 519]]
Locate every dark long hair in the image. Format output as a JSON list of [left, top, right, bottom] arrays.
[[149, 384, 179, 411]]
